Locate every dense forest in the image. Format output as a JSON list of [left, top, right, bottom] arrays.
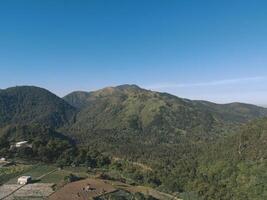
[[0, 85, 266, 199]]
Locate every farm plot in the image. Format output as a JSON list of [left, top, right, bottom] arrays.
[[2, 183, 54, 200], [8, 183, 54, 200], [0, 184, 22, 199]]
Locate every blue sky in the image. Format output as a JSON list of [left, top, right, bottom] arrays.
[[0, 0, 267, 105]]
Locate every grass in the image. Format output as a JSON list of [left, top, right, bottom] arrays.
[[6, 164, 57, 184], [0, 164, 32, 184], [40, 170, 69, 184], [41, 166, 89, 184], [63, 166, 88, 175], [23, 165, 56, 179]]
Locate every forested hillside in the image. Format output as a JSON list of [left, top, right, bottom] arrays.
[[0, 86, 76, 129], [192, 118, 267, 199]]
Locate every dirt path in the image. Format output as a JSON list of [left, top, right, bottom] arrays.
[[0, 185, 24, 200], [37, 168, 58, 180]]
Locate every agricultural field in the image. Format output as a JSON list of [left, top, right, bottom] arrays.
[[0, 163, 181, 200], [1, 183, 54, 200], [0, 184, 22, 199], [0, 164, 94, 200]]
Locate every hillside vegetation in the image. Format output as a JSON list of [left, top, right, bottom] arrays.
[[0, 86, 76, 129], [0, 85, 267, 199], [64, 84, 267, 144], [193, 118, 267, 199]]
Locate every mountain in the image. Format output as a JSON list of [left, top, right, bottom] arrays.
[[0, 85, 266, 199], [0, 86, 76, 129], [63, 84, 267, 144]]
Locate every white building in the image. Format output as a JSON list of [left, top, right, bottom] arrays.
[[15, 141, 28, 148], [0, 157, 6, 161], [18, 176, 32, 185]]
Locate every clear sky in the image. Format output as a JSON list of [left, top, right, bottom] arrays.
[[0, 0, 267, 105]]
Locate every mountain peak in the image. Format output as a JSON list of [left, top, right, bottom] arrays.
[[116, 84, 141, 90], [98, 84, 142, 93]]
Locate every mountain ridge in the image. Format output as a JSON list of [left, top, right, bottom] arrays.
[[64, 84, 267, 118]]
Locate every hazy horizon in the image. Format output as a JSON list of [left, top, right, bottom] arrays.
[[1, 0, 267, 104]]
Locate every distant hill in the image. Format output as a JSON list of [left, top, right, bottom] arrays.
[[194, 100, 267, 123], [63, 84, 267, 144], [0, 86, 76, 129]]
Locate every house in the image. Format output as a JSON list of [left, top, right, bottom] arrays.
[[0, 158, 12, 167], [18, 176, 32, 185], [0, 157, 6, 161], [0, 160, 5, 167], [15, 141, 28, 148]]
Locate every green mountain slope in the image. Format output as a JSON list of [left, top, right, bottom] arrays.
[[0, 86, 76, 129], [64, 85, 267, 144]]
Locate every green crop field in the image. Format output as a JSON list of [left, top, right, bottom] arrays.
[[6, 164, 57, 184], [41, 166, 89, 184]]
